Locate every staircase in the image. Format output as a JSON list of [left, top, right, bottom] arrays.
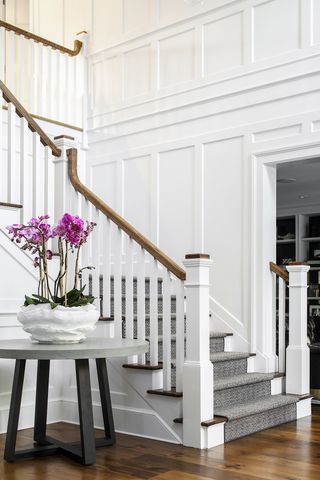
[[0, 18, 312, 450], [106, 276, 307, 444]]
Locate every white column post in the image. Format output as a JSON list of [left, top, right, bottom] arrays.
[[182, 253, 214, 449], [286, 263, 310, 395], [76, 31, 88, 149], [52, 135, 76, 222]]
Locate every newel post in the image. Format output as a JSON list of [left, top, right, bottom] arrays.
[[53, 135, 76, 222], [182, 254, 214, 448], [286, 264, 310, 395]]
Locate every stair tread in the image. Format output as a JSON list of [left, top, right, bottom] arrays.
[[210, 351, 251, 363], [145, 331, 231, 342], [215, 394, 299, 421], [214, 373, 275, 391]]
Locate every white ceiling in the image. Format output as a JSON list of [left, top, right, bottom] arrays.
[[277, 158, 320, 212]]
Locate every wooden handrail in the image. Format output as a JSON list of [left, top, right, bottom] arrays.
[[0, 80, 61, 157], [67, 148, 186, 281], [269, 262, 289, 283], [0, 20, 82, 56]]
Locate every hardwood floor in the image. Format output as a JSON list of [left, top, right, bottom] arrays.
[[0, 406, 319, 480]]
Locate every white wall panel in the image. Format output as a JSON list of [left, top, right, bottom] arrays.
[[36, 0, 64, 44], [158, 146, 195, 262], [92, 56, 122, 111], [92, 0, 122, 53], [203, 136, 244, 321], [203, 12, 244, 75], [124, 44, 152, 99], [312, 0, 320, 45], [252, 124, 302, 143], [253, 0, 301, 61], [159, 29, 195, 88], [90, 161, 117, 210], [123, 0, 157, 35], [63, 0, 91, 48], [123, 155, 152, 238]]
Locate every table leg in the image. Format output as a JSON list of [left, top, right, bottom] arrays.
[[96, 358, 116, 445], [75, 359, 96, 465], [34, 360, 50, 445], [4, 359, 26, 462]]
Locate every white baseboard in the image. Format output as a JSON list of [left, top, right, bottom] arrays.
[[59, 398, 181, 444], [296, 397, 312, 419], [271, 376, 285, 395], [0, 399, 62, 434], [204, 421, 225, 449]]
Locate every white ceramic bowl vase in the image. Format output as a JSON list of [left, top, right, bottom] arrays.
[[17, 303, 100, 344]]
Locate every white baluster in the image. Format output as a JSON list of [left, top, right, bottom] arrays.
[[137, 247, 146, 364], [32, 133, 45, 214], [174, 279, 185, 393], [38, 44, 46, 117], [125, 236, 134, 337], [0, 27, 5, 81], [18, 35, 24, 104], [47, 47, 53, 119], [0, 85, 2, 174], [44, 146, 55, 218], [149, 259, 159, 366], [114, 226, 123, 338], [286, 264, 310, 395], [76, 31, 88, 146], [162, 270, 172, 391], [125, 236, 135, 362], [278, 277, 286, 374], [29, 39, 35, 113], [19, 117, 30, 223], [7, 102, 18, 203], [8, 31, 15, 92], [102, 216, 111, 318], [92, 208, 101, 312], [57, 52, 63, 122], [65, 54, 71, 124], [183, 254, 213, 448], [80, 197, 90, 296]]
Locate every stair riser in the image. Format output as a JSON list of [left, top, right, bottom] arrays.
[[122, 317, 182, 337], [224, 403, 297, 442], [214, 381, 271, 409], [213, 358, 248, 379], [145, 336, 225, 364]]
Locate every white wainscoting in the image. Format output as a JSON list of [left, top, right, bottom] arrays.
[[88, 0, 318, 126], [82, 0, 320, 363]]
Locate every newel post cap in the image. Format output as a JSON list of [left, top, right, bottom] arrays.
[[53, 136, 76, 162], [286, 264, 310, 273], [183, 253, 213, 268]]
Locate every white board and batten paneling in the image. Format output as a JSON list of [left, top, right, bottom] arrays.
[[85, 0, 320, 360]]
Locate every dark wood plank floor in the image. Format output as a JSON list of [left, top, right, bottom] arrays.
[[0, 406, 319, 480]]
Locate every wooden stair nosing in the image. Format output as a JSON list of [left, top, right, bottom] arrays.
[[147, 388, 183, 398], [123, 362, 163, 371], [0, 201, 23, 209], [173, 416, 227, 426]]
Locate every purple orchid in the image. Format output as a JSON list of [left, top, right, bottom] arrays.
[[7, 213, 96, 306]]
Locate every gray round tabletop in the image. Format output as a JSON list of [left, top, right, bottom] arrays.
[[0, 337, 149, 360]]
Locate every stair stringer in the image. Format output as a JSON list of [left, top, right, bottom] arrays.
[[59, 322, 183, 444], [210, 297, 275, 372]]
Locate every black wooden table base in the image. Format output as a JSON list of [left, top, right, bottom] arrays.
[[4, 358, 116, 465]]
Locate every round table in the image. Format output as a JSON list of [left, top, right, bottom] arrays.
[[0, 337, 148, 465]]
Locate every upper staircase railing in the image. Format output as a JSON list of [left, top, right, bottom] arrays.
[[0, 80, 61, 224], [0, 20, 87, 128]]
